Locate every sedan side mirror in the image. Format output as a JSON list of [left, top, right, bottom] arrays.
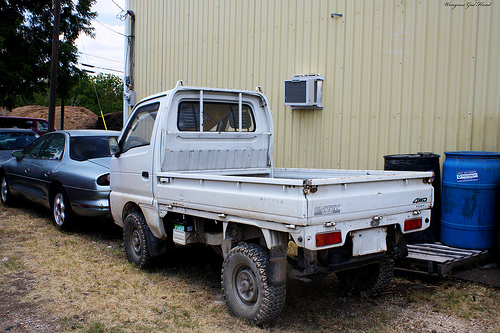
[[12, 150, 24, 160]]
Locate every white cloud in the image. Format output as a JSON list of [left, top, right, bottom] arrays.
[[76, 0, 126, 76], [93, 0, 126, 15]]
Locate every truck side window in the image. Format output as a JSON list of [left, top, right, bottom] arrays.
[[122, 102, 159, 152], [178, 101, 255, 132]]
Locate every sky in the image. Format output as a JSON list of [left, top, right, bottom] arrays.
[[75, 0, 126, 77]]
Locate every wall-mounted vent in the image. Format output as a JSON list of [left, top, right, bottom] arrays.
[[284, 74, 324, 109]]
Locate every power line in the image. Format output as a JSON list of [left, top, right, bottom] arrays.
[[110, 0, 130, 21], [81, 63, 124, 74], [94, 19, 126, 37], [78, 52, 123, 64], [111, 0, 125, 12]]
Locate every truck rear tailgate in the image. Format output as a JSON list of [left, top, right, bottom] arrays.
[[303, 172, 434, 226]]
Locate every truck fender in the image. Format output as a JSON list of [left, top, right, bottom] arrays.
[[261, 229, 289, 286], [138, 202, 168, 240], [222, 224, 288, 285]]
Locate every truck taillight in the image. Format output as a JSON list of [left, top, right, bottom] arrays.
[[404, 218, 422, 231], [316, 231, 342, 247]]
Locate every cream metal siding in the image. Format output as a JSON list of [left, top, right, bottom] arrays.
[[128, 0, 500, 170]]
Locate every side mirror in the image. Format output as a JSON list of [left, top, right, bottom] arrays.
[[12, 151, 24, 159], [109, 137, 121, 157]]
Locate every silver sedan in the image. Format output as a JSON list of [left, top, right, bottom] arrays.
[[0, 128, 39, 164], [0, 130, 120, 229]]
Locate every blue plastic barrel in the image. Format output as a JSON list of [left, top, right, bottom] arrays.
[[441, 151, 500, 250]]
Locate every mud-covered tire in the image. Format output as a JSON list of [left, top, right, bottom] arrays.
[[51, 186, 74, 230], [222, 243, 286, 325], [336, 258, 395, 296], [1, 175, 14, 207], [123, 211, 153, 269]]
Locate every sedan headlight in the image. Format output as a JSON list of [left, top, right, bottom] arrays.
[[97, 173, 110, 186]]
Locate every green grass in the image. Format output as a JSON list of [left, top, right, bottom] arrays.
[[2, 205, 500, 333], [0, 255, 25, 272]]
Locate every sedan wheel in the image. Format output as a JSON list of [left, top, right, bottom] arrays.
[[1, 176, 14, 207], [51, 186, 73, 229]]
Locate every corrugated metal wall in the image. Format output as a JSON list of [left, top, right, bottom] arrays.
[[128, 0, 500, 170]]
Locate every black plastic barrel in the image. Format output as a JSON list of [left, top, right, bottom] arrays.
[[384, 152, 441, 244]]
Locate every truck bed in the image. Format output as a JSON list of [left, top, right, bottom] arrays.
[[155, 167, 434, 249]]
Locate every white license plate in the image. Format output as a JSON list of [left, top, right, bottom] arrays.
[[351, 227, 387, 256]]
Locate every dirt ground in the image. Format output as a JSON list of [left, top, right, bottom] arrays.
[[0, 106, 123, 131], [1, 205, 499, 333]]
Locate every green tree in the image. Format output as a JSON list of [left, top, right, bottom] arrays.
[[0, 0, 96, 110], [69, 73, 123, 115]]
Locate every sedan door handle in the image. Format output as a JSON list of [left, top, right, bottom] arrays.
[[44, 172, 51, 177], [24, 168, 30, 173], [142, 171, 149, 178]]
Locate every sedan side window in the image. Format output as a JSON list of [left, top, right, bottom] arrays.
[[121, 102, 159, 152], [39, 134, 65, 160], [23, 136, 48, 158]]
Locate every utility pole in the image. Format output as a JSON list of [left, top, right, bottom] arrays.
[[48, 0, 61, 132]]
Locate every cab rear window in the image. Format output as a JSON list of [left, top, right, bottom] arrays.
[[177, 101, 255, 132]]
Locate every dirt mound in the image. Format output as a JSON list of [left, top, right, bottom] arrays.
[[91, 111, 123, 131], [2, 105, 98, 130]]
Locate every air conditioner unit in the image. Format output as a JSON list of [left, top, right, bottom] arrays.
[[284, 74, 324, 109]]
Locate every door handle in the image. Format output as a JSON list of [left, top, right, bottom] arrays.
[[44, 172, 51, 177], [142, 171, 149, 178]]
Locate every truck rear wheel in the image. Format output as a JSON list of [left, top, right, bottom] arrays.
[[222, 243, 286, 325], [336, 258, 394, 296], [123, 211, 153, 269]]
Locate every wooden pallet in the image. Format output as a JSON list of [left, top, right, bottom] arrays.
[[395, 242, 492, 277]]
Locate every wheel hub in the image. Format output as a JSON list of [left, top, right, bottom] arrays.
[[53, 193, 66, 226], [131, 229, 142, 254], [1, 178, 7, 203], [235, 267, 258, 304]]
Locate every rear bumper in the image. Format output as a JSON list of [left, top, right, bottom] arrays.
[[67, 189, 111, 218], [289, 209, 431, 251]]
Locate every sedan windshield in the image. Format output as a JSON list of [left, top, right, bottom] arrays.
[[0, 132, 38, 150], [70, 136, 117, 161]]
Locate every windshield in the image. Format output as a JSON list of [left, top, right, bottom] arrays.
[[0, 132, 38, 150], [70, 136, 118, 161]]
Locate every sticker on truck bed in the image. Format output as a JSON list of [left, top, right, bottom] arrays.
[[314, 204, 341, 216]]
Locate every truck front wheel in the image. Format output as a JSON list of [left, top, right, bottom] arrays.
[[336, 258, 395, 296], [123, 211, 153, 269], [222, 243, 286, 325]]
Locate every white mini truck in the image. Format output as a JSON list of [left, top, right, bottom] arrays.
[[110, 83, 433, 324]]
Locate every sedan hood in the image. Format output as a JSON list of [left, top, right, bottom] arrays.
[[0, 150, 15, 164]]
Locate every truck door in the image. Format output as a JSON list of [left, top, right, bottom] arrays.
[[113, 101, 160, 205]]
